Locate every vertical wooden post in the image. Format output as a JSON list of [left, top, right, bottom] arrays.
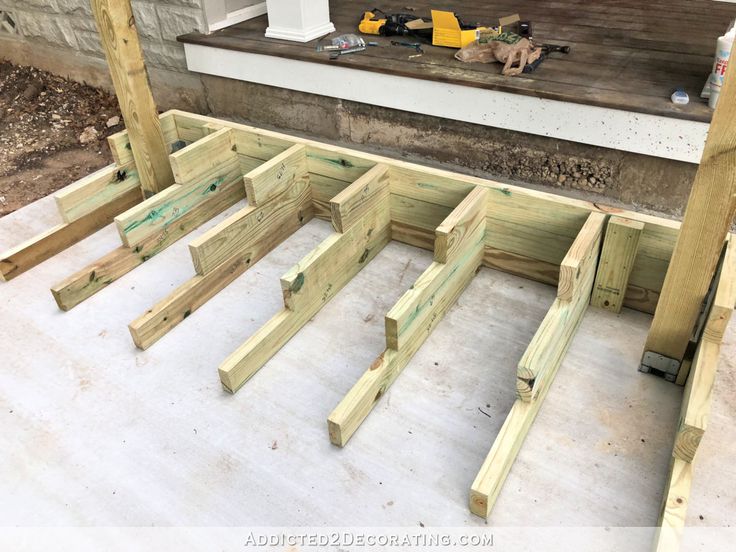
[[91, 0, 174, 197], [643, 48, 736, 378]]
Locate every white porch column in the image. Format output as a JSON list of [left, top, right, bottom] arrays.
[[265, 0, 335, 42]]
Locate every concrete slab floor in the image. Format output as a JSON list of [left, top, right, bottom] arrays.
[[0, 194, 734, 542]]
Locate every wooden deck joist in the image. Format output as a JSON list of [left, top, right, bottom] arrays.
[[469, 211, 605, 519], [218, 163, 391, 394], [128, 144, 314, 349], [672, 238, 735, 464], [50, 117, 249, 310], [328, 186, 487, 447], [0, 111, 184, 282], [164, 112, 679, 321]]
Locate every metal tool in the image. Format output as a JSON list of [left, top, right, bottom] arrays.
[[522, 43, 570, 73], [390, 40, 423, 53]]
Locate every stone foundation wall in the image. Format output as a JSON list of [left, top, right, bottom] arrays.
[[0, 0, 203, 72]]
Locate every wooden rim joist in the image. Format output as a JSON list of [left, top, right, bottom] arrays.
[[1, 111, 734, 533]]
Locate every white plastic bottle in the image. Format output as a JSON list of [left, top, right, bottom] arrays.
[[708, 24, 735, 109]]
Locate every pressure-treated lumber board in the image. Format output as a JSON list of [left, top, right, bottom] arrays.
[[54, 163, 140, 223], [114, 128, 239, 247], [189, 174, 311, 277], [0, 188, 141, 282], [50, 178, 245, 311], [91, 0, 174, 196], [107, 112, 180, 166], [470, 212, 605, 518], [244, 144, 307, 206], [702, 236, 736, 346], [591, 216, 644, 312], [517, 212, 606, 402], [644, 48, 736, 369], [330, 164, 390, 233], [434, 187, 488, 263], [328, 188, 487, 447], [557, 212, 607, 302], [218, 188, 392, 394], [673, 339, 720, 463], [157, 111, 681, 315], [129, 179, 314, 350], [653, 456, 693, 552]]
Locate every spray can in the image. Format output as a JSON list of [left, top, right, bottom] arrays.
[[708, 25, 735, 109]]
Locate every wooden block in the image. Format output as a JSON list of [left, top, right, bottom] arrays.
[[329, 237, 483, 447], [557, 211, 606, 302], [129, 186, 313, 349], [281, 204, 391, 313], [92, 0, 175, 196], [115, 128, 239, 247], [50, 177, 244, 311], [0, 188, 141, 282], [328, 199, 486, 447], [330, 164, 390, 233], [645, 45, 736, 365], [306, 145, 376, 183], [591, 216, 644, 312], [434, 186, 488, 263], [653, 456, 693, 552], [673, 339, 720, 463], [107, 112, 179, 166], [702, 236, 736, 345], [517, 212, 605, 402], [244, 144, 307, 206], [310, 173, 351, 220], [54, 162, 140, 223], [220, 211, 391, 394], [189, 176, 312, 276]]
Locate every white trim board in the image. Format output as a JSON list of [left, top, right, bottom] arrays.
[[183, 43, 707, 163]]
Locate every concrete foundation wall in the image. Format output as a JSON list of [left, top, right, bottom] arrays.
[[201, 76, 696, 216], [0, 2, 695, 216]]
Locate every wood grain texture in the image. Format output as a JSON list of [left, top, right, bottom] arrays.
[[330, 164, 389, 233], [128, 188, 313, 349], [557, 212, 606, 302], [50, 177, 244, 311], [244, 144, 307, 206], [152, 111, 681, 316], [673, 339, 720, 463], [54, 162, 140, 223], [645, 46, 736, 366], [106, 112, 179, 166], [92, 0, 174, 195], [434, 186, 488, 263], [328, 189, 486, 447], [114, 128, 239, 247], [0, 188, 141, 282], [653, 456, 693, 552], [471, 211, 604, 518], [702, 236, 736, 346], [177, 0, 736, 122], [189, 177, 312, 276], [591, 216, 644, 312], [517, 212, 605, 401], [218, 187, 392, 394]]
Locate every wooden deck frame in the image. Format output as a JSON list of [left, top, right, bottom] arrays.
[[328, 186, 488, 447], [469, 211, 606, 518], [1, 107, 734, 527], [0, 112, 186, 282], [218, 163, 392, 394], [653, 237, 735, 551]]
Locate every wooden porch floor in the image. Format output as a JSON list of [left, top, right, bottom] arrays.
[[178, 0, 736, 123]]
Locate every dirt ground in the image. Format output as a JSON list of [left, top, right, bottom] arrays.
[[0, 61, 121, 217]]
